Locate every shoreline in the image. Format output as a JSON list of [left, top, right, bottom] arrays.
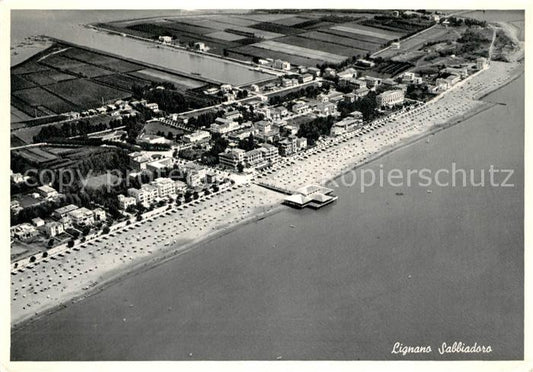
[[11, 201, 287, 331], [7, 99, 500, 331], [11, 60, 524, 330]]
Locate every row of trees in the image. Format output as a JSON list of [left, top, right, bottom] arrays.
[[268, 84, 331, 106]]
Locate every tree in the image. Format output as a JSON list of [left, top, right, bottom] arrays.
[[239, 133, 255, 151], [47, 239, 54, 248], [102, 226, 110, 234], [29, 256, 36, 263], [42, 251, 48, 258], [237, 162, 245, 173], [67, 240, 75, 248], [82, 226, 91, 236]]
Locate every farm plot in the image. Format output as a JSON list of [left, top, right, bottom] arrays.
[[13, 87, 78, 114], [128, 69, 206, 89], [11, 62, 50, 75], [204, 15, 259, 27], [270, 16, 311, 27], [235, 14, 297, 22], [331, 22, 402, 40], [11, 107, 34, 124], [176, 18, 284, 39], [273, 36, 361, 58], [22, 70, 77, 86], [94, 73, 151, 91], [161, 21, 218, 35], [46, 79, 131, 109], [298, 31, 377, 52], [62, 64, 114, 78], [206, 31, 245, 41], [320, 27, 388, 46], [251, 22, 305, 35], [375, 26, 457, 59], [39, 54, 86, 70], [228, 45, 326, 67], [11, 75, 36, 91], [252, 40, 347, 63], [11, 96, 50, 118], [13, 148, 58, 165], [24, 147, 59, 161], [58, 47, 143, 73]]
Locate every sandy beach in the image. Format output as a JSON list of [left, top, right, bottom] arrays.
[[11, 60, 523, 329]]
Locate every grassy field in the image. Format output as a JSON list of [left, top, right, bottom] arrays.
[[253, 40, 347, 63], [11, 62, 50, 75], [13, 87, 78, 115], [270, 16, 311, 27], [64, 64, 115, 78], [46, 79, 130, 109], [11, 75, 36, 90], [321, 28, 389, 46], [206, 31, 245, 41], [94, 73, 151, 92], [23, 70, 77, 86], [129, 69, 206, 89], [375, 25, 459, 59], [299, 31, 379, 52], [228, 45, 325, 67], [336, 21, 404, 39]]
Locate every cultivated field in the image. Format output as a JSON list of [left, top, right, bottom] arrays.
[[11, 42, 209, 120], [130, 69, 206, 89], [300, 31, 381, 52], [101, 11, 430, 67], [374, 25, 460, 59], [45, 79, 130, 109], [253, 40, 347, 63], [12, 87, 78, 115]]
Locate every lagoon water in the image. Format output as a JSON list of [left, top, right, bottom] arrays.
[[11, 73, 524, 360], [11, 10, 271, 85]]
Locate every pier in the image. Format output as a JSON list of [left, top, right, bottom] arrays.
[[257, 182, 338, 209]]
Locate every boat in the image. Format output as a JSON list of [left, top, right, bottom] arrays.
[[289, 224, 295, 228]]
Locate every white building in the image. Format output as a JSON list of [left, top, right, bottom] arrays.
[[151, 177, 176, 198], [243, 149, 265, 168], [185, 168, 207, 188], [31, 217, 45, 227], [118, 194, 136, 210], [67, 207, 95, 226], [194, 42, 207, 51], [218, 148, 245, 169], [37, 185, 58, 199], [174, 180, 188, 194], [259, 143, 280, 165], [44, 221, 64, 238], [273, 59, 291, 70], [476, 57, 488, 70], [183, 130, 211, 144], [93, 208, 106, 222], [53, 204, 79, 219], [337, 68, 358, 80], [376, 90, 405, 107], [128, 184, 159, 206]]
